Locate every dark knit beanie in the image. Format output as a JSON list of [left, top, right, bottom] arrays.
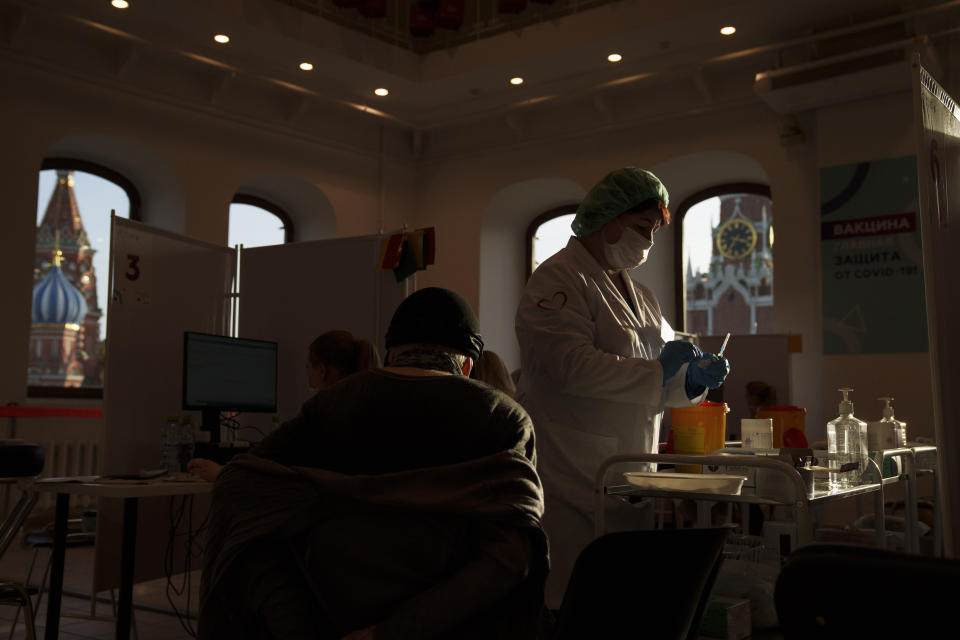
[[385, 287, 484, 361]]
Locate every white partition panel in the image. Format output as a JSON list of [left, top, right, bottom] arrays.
[[96, 217, 234, 592], [914, 58, 960, 556], [238, 235, 408, 426]]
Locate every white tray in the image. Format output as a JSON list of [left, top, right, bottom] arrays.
[[623, 472, 746, 495]]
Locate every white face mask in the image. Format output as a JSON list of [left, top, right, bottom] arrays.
[[604, 225, 654, 269]]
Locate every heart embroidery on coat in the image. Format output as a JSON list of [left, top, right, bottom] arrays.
[[536, 291, 568, 310]]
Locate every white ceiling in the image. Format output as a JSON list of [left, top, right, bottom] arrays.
[[4, 0, 960, 157]]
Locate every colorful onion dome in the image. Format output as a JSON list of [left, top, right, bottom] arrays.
[[32, 253, 87, 325]]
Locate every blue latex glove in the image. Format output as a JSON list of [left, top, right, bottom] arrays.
[[685, 353, 730, 398], [657, 340, 702, 386]]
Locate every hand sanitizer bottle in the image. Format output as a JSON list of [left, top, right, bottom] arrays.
[[826, 388, 868, 488], [161, 415, 180, 475], [878, 397, 907, 448], [178, 415, 196, 473]]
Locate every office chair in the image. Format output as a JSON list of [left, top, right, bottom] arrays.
[[775, 544, 960, 639], [0, 441, 45, 640], [553, 527, 731, 640], [7, 521, 98, 640]]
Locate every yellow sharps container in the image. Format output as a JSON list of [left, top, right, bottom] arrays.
[[670, 402, 729, 473]]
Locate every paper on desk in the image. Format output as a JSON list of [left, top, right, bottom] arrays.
[[37, 476, 100, 484], [158, 475, 208, 483], [98, 468, 167, 481]]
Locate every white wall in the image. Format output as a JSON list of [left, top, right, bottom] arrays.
[[0, 57, 414, 408], [235, 173, 338, 240], [0, 51, 936, 460], [414, 100, 828, 432], [479, 178, 585, 369], [409, 90, 933, 442]]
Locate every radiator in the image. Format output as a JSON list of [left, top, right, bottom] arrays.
[[35, 439, 102, 511]]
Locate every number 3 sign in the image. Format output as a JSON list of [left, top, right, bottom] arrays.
[[126, 254, 141, 280], [113, 226, 153, 305]]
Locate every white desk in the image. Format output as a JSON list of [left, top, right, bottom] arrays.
[[34, 479, 212, 640]]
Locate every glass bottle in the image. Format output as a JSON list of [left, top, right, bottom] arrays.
[[878, 397, 907, 448], [161, 415, 180, 475], [826, 388, 868, 488], [178, 415, 196, 473]]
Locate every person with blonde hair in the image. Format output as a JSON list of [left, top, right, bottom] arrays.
[[188, 330, 379, 482], [305, 330, 380, 391], [473, 350, 516, 398]]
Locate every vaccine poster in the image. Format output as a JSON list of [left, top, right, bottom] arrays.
[[820, 156, 928, 354]]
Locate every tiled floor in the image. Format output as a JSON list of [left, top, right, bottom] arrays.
[[1, 540, 200, 640]]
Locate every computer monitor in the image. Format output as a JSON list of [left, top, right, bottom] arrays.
[[182, 332, 278, 442]]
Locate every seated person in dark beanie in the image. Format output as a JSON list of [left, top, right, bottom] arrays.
[[199, 287, 547, 640]]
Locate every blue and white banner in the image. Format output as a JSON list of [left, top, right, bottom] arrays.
[[820, 156, 927, 354]]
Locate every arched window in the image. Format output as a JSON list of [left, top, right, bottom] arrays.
[[29, 159, 139, 398], [228, 194, 294, 248], [526, 205, 577, 278], [676, 184, 773, 336]]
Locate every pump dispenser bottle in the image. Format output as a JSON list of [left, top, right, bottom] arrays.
[[879, 397, 907, 447], [826, 388, 868, 488]]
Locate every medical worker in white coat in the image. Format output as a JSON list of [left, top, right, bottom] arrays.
[[515, 167, 730, 607]]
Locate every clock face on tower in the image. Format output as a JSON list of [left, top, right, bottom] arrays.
[[716, 218, 758, 260]]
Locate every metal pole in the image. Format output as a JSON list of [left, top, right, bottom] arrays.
[[903, 450, 919, 553], [863, 457, 885, 548], [44, 493, 70, 640], [116, 497, 139, 640]]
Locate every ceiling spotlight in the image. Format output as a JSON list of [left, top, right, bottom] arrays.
[[607, 53, 622, 63], [111, 0, 130, 8], [510, 77, 524, 86], [214, 34, 230, 44], [374, 88, 389, 97], [720, 26, 736, 36], [299, 62, 314, 71]]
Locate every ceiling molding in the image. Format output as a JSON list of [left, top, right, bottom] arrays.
[[5, 0, 960, 167], [18, 0, 960, 128], [0, 47, 394, 162], [416, 95, 764, 166]]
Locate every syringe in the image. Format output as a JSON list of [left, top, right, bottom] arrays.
[[718, 332, 730, 357], [699, 332, 730, 368]]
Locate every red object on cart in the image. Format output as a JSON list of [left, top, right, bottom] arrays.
[[782, 427, 809, 448]]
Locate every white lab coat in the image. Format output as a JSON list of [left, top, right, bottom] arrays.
[[515, 237, 704, 607]]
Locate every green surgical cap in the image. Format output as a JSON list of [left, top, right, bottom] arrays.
[[571, 167, 669, 238]]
